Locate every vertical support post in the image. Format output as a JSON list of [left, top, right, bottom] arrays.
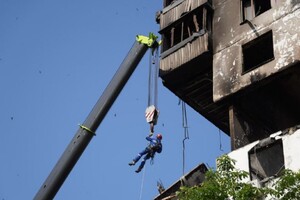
[[229, 105, 241, 150], [202, 7, 207, 31], [34, 40, 149, 200]]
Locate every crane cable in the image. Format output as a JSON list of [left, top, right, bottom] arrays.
[[181, 100, 190, 175], [139, 47, 160, 200], [147, 48, 159, 107]]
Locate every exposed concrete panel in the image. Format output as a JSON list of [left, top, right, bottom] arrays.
[[213, 44, 243, 97], [273, 10, 300, 70], [213, 0, 299, 54], [213, 0, 242, 53], [282, 129, 300, 171]]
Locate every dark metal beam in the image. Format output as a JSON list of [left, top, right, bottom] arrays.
[[34, 40, 149, 200]]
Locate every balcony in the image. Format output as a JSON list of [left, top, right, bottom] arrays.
[[158, 0, 230, 134]]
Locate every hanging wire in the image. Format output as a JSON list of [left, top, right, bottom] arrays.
[[219, 129, 223, 151], [181, 100, 190, 175], [147, 51, 152, 106], [154, 49, 159, 107]]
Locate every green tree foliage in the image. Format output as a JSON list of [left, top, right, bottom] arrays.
[[176, 155, 300, 200], [270, 169, 300, 200]]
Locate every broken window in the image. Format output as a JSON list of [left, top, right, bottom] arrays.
[[161, 7, 209, 53], [242, 31, 274, 73], [241, 0, 271, 21], [164, 0, 175, 7], [248, 138, 285, 181]]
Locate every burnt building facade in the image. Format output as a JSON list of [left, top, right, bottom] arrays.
[[158, 0, 300, 150]]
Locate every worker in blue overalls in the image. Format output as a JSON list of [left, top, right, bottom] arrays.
[[129, 133, 163, 173]]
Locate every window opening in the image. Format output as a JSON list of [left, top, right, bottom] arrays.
[[182, 14, 202, 40], [248, 138, 285, 181], [255, 0, 271, 16], [162, 31, 172, 52], [173, 26, 182, 47], [164, 0, 175, 7], [242, 31, 274, 73], [161, 8, 205, 53], [241, 0, 271, 21]]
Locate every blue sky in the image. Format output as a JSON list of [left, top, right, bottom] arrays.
[[0, 1, 230, 199]]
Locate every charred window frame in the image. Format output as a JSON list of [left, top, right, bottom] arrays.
[[242, 31, 274, 74], [240, 0, 271, 22], [248, 138, 285, 181], [160, 6, 212, 54]]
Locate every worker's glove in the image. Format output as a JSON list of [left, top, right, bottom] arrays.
[[149, 132, 154, 137]]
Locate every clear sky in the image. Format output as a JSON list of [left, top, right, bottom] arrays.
[[0, 1, 230, 199]]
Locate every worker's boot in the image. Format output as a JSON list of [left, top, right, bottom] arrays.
[[135, 167, 142, 173], [135, 165, 144, 173], [128, 161, 135, 166]]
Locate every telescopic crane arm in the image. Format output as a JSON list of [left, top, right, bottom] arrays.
[[34, 34, 159, 200]]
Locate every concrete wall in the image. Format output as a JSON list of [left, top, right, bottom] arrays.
[[227, 129, 300, 182], [212, 0, 300, 102], [282, 129, 300, 171]]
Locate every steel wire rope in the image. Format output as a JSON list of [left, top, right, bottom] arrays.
[[147, 49, 159, 107], [140, 48, 159, 200], [181, 101, 190, 175]]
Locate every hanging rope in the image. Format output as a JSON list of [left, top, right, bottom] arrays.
[[181, 100, 190, 175], [139, 166, 146, 200]]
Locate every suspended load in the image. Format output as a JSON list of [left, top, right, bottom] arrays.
[[145, 105, 159, 133]]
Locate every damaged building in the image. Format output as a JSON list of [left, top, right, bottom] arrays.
[[155, 0, 300, 199], [228, 126, 300, 190]]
